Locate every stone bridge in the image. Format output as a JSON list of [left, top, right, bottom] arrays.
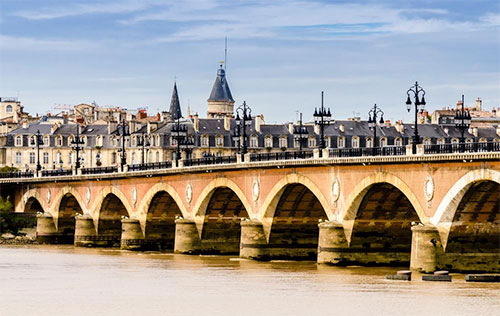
[[1, 150, 499, 273]]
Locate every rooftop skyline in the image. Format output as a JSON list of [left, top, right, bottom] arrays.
[[0, 0, 499, 123]]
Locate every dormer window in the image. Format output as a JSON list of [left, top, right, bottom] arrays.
[[201, 135, 208, 147], [380, 137, 387, 147], [30, 136, 36, 146], [338, 136, 345, 148], [280, 137, 287, 148], [395, 137, 402, 146], [451, 138, 459, 144], [352, 136, 359, 148], [308, 137, 316, 148], [250, 135, 258, 148], [43, 136, 50, 146], [15, 136, 22, 146], [265, 136, 272, 148], [216, 135, 224, 147], [6, 105, 12, 113], [366, 137, 373, 148]]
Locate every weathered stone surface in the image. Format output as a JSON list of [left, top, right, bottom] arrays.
[[120, 218, 144, 251], [422, 275, 452, 282], [74, 215, 97, 247], [174, 219, 200, 254], [410, 225, 444, 273], [465, 274, 500, 282], [240, 220, 268, 260]]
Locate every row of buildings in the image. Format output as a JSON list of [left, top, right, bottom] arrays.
[[1, 65, 500, 171]]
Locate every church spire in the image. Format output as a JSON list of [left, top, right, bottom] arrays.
[[207, 64, 235, 118], [169, 82, 182, 120]]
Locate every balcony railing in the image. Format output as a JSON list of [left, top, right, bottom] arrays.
[[81, 166, 118, 175], [1, 142, 498, 179], [424, 142, 500, 154], [0, 171, 34, 179], [41, 169, 72, 177], [128, 161, 172, 171], [329, 146, 406, 158], [250, 151, 314, 162], [184, 155, 237, 167]]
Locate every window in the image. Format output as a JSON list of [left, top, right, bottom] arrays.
[[352, 137, 359, 148], [308, 137, 316, 148], [479, 137, 487, 143], [380, 138, 387, 147], [56, 137, 62, 147], [43, 152, 49, 164], [466, 138, 473, 143], [111, 152, 117, 164], [132, 152, 136, 164], [201, 135, 208, 147], [216, 136, 223, 147], [30, 136, 36, 146], [451, 138, 459, 144], [43, 136, 49, 146], [338, 137, 344, 148], [216, 151, 222, 157], [6, 105, 12, 113], [280, 137, 287, 148], [56, 152, 62, 164], [395, 138, 402, 146], [15, 136, 22, 146], [324, 137, 330, 148], [423, 138, 431, 145], [366, 138, 372, 148], [29, 152, 35, 164], [156, 152, 160, 162], [437, 138, 445, 145], [171, 151, 176, 160], [250, 136, 258, 148], [69, 152, 74, 164], [15, 152, 21, 164], [265, 137, 272, 148]]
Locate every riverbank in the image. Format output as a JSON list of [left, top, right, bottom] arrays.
[[0, 228, 38, 245]]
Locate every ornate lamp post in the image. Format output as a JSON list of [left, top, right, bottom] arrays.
[[137, 132, 150, 165], [405, 81, 426, 154], [35, 130, 43, 174], [117, 120, 130, 172], [71, 124, 85, 172], [183, 131, 194, 160], [293, 112, 308, 154], [313, 91, 331, 157], [171, 117, 187, 167], [235, 101, 252, 161], [454, 94, 471, 152], [367, 104, 384, 154]]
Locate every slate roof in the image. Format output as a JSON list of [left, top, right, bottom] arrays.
[[207, 66, 234, 102], [169, 83, 182, 120]]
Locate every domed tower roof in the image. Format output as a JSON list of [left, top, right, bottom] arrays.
[[208, 65, 234, 102]]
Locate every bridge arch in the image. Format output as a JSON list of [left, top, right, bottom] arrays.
[[20, 189, 47, 215], [341, 172, 425, 265], [137, 183, 186, 250], [431, 169, 500, 252], [193, 178, 252, 254], [53, 191, 85, 242], [261, 173, 331, 239]]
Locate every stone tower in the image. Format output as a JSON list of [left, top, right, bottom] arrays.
[[169, 82, 182, 120], [207, 65, 235, 118]]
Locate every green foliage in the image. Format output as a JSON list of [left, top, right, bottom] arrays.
[[0, 196, 33, 235], [0, 166, 18, 173]]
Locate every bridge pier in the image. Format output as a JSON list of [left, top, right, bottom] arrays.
[[240, 220, 268, 260], [317, 221, 350, 265], [120, 219, 145, 251], [36, 213, 59, 243], [74, 215, 97, 247], [174, 219, 200, 254], [410, 225, 444, 273]]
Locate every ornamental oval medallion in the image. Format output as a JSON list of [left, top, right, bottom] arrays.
[[132, 187, 137, 205], [186, 184, 193, 203], [47, 189, 51, 204], [424, 176, 434, 201], [332, 178, 340, 202], [86, 187, 91, 204], [252, 180, 260, 202]]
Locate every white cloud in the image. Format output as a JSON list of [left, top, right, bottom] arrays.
[[0, 35, 99, 51]]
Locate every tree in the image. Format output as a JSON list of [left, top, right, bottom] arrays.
[[0, 196, 30, 235]]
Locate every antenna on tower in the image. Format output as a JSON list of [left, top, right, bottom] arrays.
[[224, 36, 227, 70]]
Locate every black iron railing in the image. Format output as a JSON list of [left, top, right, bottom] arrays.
[[250, 151, 313, 162], [41, 169, 73, 177], [81, 166, 118, 175], [329, 146, 406, 158], [184, 156, 237, 167], [128, 161, 172, 171], [424, 142, 500, 154], [0, 171, 34, 179]]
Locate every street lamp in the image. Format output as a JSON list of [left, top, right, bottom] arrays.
[[293, 112, 308, 154], [171, 117, 187, 167], [137, 132, 150, 165], [117, 120, 130, 172], [454, 94, 471, 152], [70, 124, 85, 172], [367, 104, 384, 153], [35, 130, 43, 174], [405, 81, 426, 154], [235, 101, 252, 161], [313, 91, 331, 157]]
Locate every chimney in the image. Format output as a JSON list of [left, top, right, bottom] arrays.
[[147, 122, 158, 134], [107, 121, 117, 134], [255, 114, 264, 133], [288, 122, 294, 134], [22, 120, 29, 129], [224, 115, 231, 131], [496, 126, 500, 137], [472, 127, 478, 137], [129, 120, 136, 133], [193, 113, 199, 132], [475, 97, 482, 111], [385, 119, 391, 127], [394, 120, 404, 134], [51, 123, 58, 134], [339, 124, 345, 133], [444, 127, 449, 136], [156, 112, 161, 121]]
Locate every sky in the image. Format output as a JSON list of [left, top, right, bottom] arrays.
[[0, 0, 499, 123]]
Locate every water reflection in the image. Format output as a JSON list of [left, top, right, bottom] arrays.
[[0, 245, 498, 316]]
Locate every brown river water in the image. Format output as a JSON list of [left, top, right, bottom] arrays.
[[0, 245, 498, 316]]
